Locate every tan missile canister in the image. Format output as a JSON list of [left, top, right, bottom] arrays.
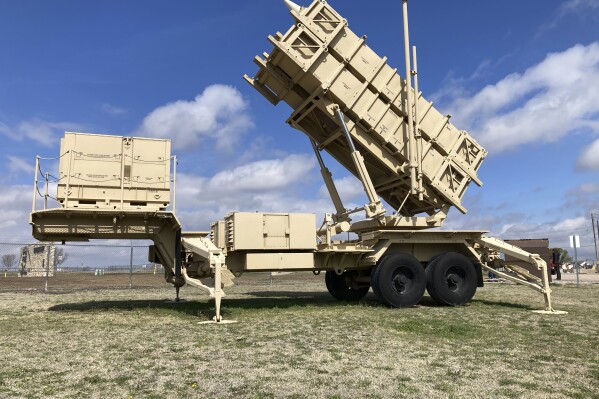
[[245, 0, 487, 216]]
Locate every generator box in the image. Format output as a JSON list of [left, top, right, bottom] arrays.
[[224, 212, 316, 252], [56, 132, 171, 211]]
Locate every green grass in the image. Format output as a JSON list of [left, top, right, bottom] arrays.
[[0, 276, 597, 398]]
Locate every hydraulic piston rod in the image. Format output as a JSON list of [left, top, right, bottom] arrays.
[[310, 139, 348, 222], [333, 106, 385, 219]]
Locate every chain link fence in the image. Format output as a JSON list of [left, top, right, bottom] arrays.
[[0, 241, 169, 291]]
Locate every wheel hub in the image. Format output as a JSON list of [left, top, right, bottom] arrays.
[[392, 268, 413, 294], [446, 267, 464, 292]]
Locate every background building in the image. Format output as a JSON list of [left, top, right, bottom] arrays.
[[18, 244, 55, 277]]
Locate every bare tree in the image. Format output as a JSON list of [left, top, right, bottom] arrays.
[[55, 248, 68, 267], [2, 254, 17, 271]]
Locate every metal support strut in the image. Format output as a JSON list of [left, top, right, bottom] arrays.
[[473, 236, 567, 314], [310, 139, 348, 223], [181, 236, 231, 323], [333, 105, 386, 219]]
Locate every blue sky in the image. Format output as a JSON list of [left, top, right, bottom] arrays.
[[1, 0, 598, 259]]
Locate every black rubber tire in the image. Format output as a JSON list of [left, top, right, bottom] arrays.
[[370, 255, 390, 302], [426, 252, 478, 306], [372, 253, 426, 307], [325, 270, 369, 301]]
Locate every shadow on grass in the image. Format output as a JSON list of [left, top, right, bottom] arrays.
[[47, 290, 532, 319], [47, 291, 363, 319], [471, 298, 533, 310], [45, 295, 462, 321], [48, 299, 210, 316]]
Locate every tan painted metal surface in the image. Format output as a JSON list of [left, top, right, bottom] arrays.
[[223, 212, 316, 251], [474, 236, 553, 311], [30, 208, 182, 285], [244, 0, 486, 217], [57, 132, 172, 211]]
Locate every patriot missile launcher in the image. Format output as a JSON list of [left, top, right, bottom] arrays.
[[29, 0, 561, 322]]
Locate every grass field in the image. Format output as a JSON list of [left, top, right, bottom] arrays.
[[0, 274, 597, 399], [0, 272, 168, 291]]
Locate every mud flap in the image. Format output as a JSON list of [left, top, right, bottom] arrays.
[[474, 263, 484, 287]]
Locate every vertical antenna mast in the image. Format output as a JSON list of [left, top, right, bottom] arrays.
[[412, 45, 424, 201], [402, 0, 417, 196]]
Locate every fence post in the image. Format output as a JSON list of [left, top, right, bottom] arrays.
[[129, 245, 133, 289], [44, 245, 51, 292]]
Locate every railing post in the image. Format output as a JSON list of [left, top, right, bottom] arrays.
[[32, 156, 40, 213], [64, 150, 73, 208], [44, 172, 49, 210], [172, 155, 177, 214]]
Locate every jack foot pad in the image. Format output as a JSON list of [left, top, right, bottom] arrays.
[[531, 310, 568, 315], [198, 319, 237, 325]]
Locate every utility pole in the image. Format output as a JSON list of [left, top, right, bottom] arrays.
[[593, 213, 599, 273], [571, 235, 580, 287]]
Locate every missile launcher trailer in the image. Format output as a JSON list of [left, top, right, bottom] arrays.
[[29, 0, 558, 322]]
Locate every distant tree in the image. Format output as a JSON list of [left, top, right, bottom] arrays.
[[553, 248, 572, 264], [55, 248, 68, 267], [2, 254, 17, 271]]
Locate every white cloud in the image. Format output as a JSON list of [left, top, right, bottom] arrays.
[[446, 43, 599, 153], [0, 119, 84, 147], [575, 182, 599, 194], [173, 154, 320, 228], [0, 121, 11, 136], [136, 84, 253, 152], [318, 175, 366, 204], [100, 103, 127, 116], [554, 216, 587, 232], [577, 138, 599, 170], [177, 154, 316, 202], [207, 154, 315, 195], [432, 59, 493, 105], [561, 182, 599, 217], [6, 156, 34, 175], [537, 0, 599, 36], [559, 0, 599, 15], [168, 154, 375, 231], [497, 216, 596, 255], [0, 185, 34, 239]]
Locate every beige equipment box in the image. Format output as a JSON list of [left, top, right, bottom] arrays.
[[245, 0, 486, 216], [57, 132, 171, 211], [218, 212, 316, 272], [223, 212, 316, 252]]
